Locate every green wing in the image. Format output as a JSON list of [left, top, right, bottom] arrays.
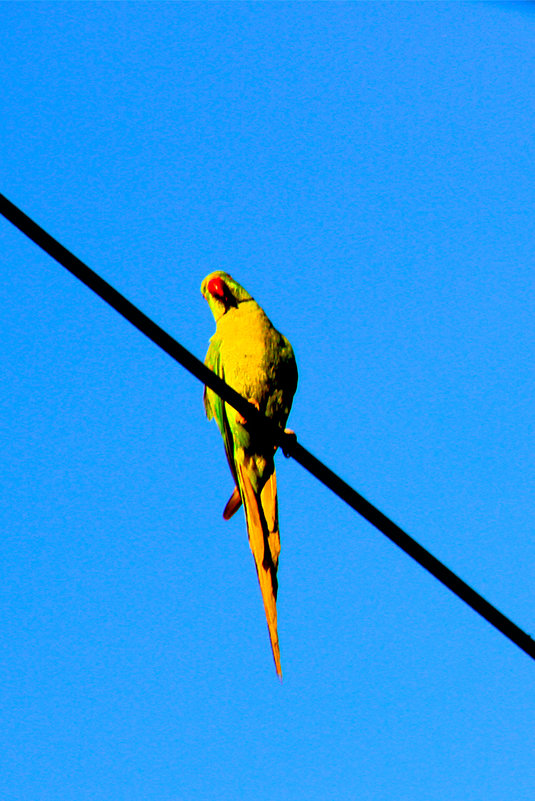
[[204, 334, 239, 488]]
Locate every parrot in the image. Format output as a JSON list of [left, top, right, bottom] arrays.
[[201, 271, 298, 678]]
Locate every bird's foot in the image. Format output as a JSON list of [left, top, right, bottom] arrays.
[[236, 398, 260, 425], [281, 429, 297, 457]]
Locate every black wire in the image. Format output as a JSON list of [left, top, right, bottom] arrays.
[[1, 191, 533, 663]]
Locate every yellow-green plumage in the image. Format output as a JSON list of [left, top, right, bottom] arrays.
[[201, 271, 297, 678]]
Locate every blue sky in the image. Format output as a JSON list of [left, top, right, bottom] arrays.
[[1, 3, 534, 799]]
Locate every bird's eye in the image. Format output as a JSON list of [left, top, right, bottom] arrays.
[[207, 277, 227, 300]]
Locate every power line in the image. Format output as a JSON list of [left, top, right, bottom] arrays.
[[1, 191, 533, 664]]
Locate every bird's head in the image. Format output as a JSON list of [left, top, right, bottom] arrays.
[[201, 271, 253, 321]]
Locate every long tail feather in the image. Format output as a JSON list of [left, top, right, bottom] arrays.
[[260, 472, 280, 571], [236, 460, 282, 679]]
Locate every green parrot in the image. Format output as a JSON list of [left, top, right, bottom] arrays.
[[201, 271, 298, 678]]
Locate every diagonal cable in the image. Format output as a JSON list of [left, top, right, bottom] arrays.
[[1, 191, 533, 663]]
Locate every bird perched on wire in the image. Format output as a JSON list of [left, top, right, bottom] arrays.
[[201, 271, 298, 678]]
